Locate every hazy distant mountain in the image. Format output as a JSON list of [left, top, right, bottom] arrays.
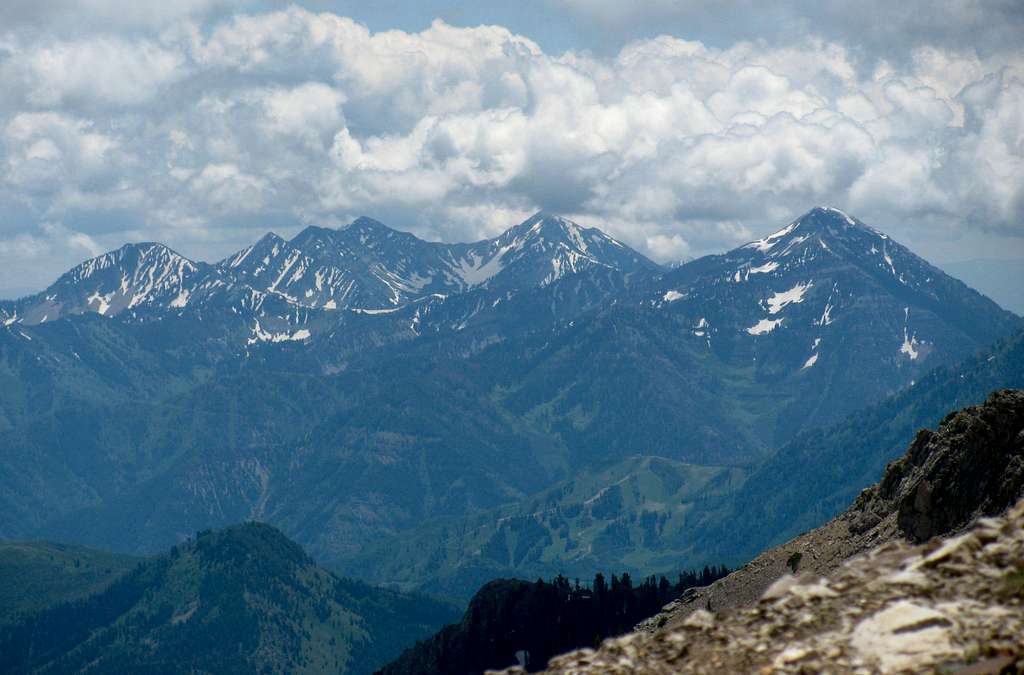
[[339, 326, 1024, 598]]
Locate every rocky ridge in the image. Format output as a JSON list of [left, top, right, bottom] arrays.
[[522, 499, 1024, 674], [501, 389, 1024, 673]]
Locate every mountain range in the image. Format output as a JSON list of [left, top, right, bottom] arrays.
[[0, 207, 1020, 599], [0, 213, 655, 353]]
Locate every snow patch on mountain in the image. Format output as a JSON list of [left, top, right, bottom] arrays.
[[247, 321, 311, 344], [749, 261, 779, 275], [745, 221, 798, 253], [663, 290, 684, 302], [88, 290, 113, 315], [169, 289, 190, 308], [747, 318, 784, 335], [901, 307, 920, 360], [767, 282, 813, 315], [449, 252, 492, 286], [883, 247, 897, 276], [352, 307, 400, 315]]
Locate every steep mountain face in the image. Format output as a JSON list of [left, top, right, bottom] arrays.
[[513, 391, 1024, 674], [651, 388, 1024, 625], [0, 523, 459, 675], [852, 388, 1024, 542], [647, 206, 1021, 433]]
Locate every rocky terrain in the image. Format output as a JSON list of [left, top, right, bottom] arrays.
[[521, 499, 1024, 674], [498, 389, 1024, 673]]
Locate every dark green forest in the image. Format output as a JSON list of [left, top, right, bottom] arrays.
[[0, 524, 458, 675], [379, 566, 729, 674]]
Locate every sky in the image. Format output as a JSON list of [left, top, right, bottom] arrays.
[[1, 0, 1022, 296]]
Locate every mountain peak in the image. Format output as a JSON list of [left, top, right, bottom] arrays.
[[501, 212, 611, 254], [742, 206, 886, 257], [256, 231, 285, 245], [796, 206, 876, 234], [346, 216, 397, 235], [516, 211, 581, 234], [67, 242, 195, 283], [465, 211, 657, 290], [193, 522, 311, 569], [115, 241, 175, 254], [220, 231, 290, 270]]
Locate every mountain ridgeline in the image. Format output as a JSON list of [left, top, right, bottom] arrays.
[[0, 212, 656, 344], [0, 524, 458, 675], [0, 207, 1020, 599]]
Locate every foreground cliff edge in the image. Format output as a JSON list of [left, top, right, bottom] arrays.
[[499, 389, 1024, 674]]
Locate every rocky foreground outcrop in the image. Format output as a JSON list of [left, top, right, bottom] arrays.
[[513, 499, 1024, 673], [497, 389, 1024, 673]]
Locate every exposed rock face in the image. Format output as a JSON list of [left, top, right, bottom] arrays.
[[507, 498, 1024, 674], [496, 390, 1024, 673], [871, 388, 1024, 541]]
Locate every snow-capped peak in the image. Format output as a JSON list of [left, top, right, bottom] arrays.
[[476, 211, 654, 288], [68, 243, 196, 283], [6, 242, 208, 324], [7, 210, 659, 335]]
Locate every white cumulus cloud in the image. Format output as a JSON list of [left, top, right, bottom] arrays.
[[0, 5, 1022, 293]]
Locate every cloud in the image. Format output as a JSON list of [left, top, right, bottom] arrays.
[[0, 5, 1022, 293], [2, 112, 125, 192], [7, 38, 188, 108]]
